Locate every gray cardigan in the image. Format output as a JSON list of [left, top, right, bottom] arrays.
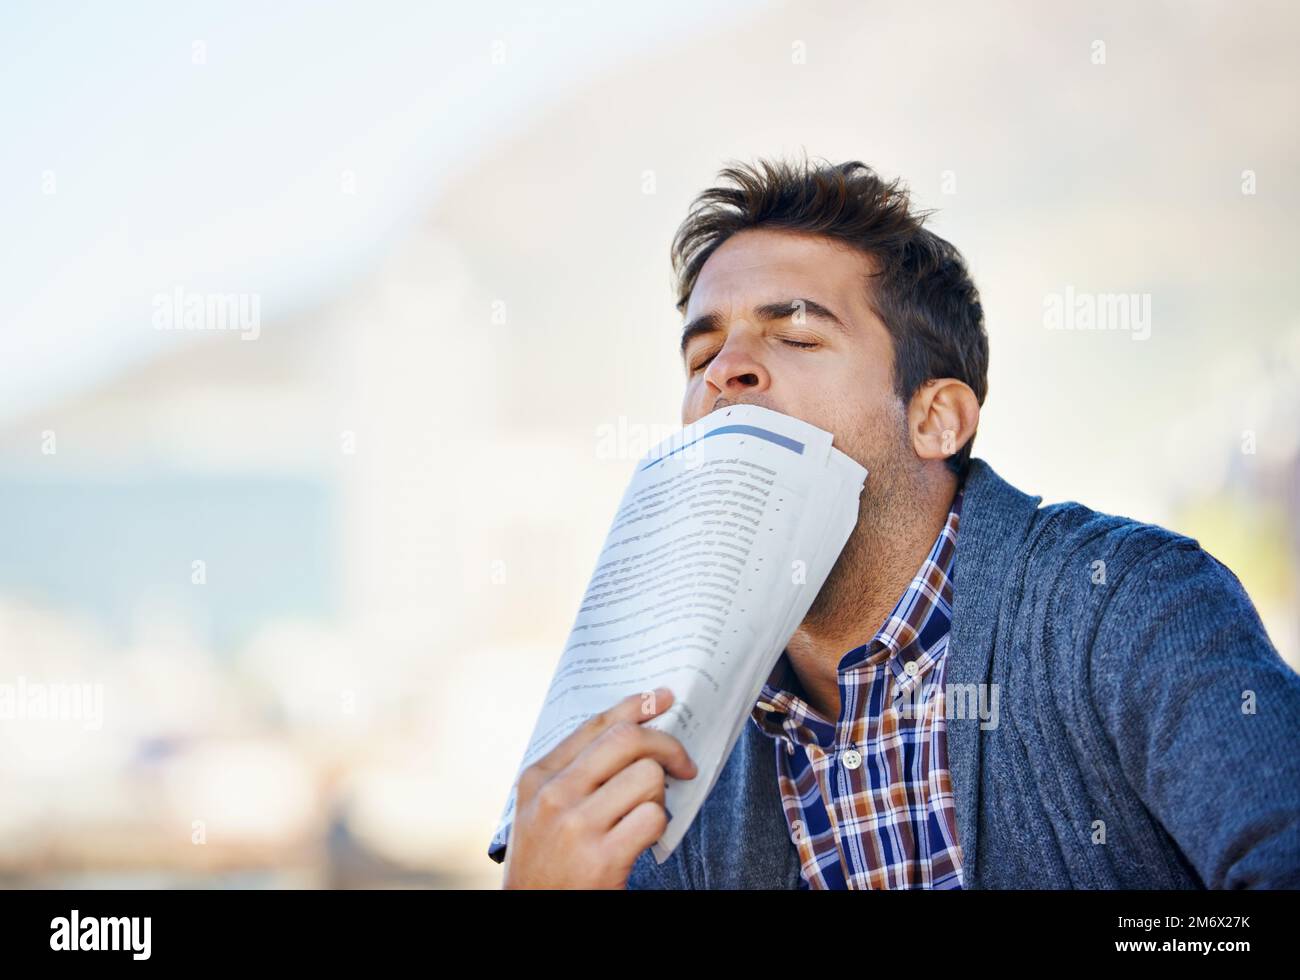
[[627, 457, 1300, 889]]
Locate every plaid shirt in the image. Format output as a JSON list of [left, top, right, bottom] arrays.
[[750, 485, 965, 889]]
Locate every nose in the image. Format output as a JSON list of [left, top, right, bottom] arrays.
[[702, 330, 771, 398]]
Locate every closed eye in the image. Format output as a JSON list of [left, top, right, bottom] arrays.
[[687, 338, 820, 374], [688, 350, 718, 374]]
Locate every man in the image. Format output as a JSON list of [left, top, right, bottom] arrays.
[[495, 157, 1300, 888]]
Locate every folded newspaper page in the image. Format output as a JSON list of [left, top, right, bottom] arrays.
[[489, 403, 868, 866]]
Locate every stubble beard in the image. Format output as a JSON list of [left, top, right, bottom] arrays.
[[800, 416, 923, 640]]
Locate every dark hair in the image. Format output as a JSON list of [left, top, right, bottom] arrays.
[[671, 156, 989, 477]]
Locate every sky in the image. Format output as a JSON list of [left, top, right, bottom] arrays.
[[0, 0, 760, 423]]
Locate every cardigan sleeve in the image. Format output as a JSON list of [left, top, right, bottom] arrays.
[[1089, 538, 1300, 888]]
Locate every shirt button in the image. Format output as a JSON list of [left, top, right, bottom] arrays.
[[841, 748, 862, 769], [904, 660, 919, 677]]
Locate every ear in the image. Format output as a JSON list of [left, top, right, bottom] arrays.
[[908, 378, 980, 464]]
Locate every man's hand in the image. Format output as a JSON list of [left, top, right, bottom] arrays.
[[502, 687, 698, 889]]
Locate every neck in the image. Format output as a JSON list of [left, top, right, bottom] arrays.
[[785, 467, 956, 722]]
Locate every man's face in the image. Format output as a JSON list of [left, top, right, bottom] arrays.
[[679, 227, 913, 478]]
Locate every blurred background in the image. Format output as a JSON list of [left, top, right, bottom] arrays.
[[0, 0, 1296, 888]]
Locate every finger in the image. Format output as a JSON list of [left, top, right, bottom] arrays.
[[557, 720, 697, 800], [605, 799, 670, 865], [530, 687, 675, 778], [581, 755, 668, 832]]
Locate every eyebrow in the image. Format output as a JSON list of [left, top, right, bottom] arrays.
[[679, 297, 849, 355]]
